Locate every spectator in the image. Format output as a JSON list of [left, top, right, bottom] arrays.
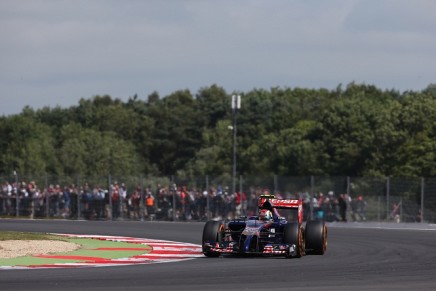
[[130, 186, 141, 220], [179, 186, 187, 220], [159, 185, 172, 220], [338, 193, 347, 222], [416, 208, 422, 223], [214, 188, 223, 219], [312, 193, 324, 221], [69, 184, 79, 219], [27, 181, 36, 218], [391, 202, 400, 223], [247, 191, 258, 217], [354, 195, 367, 221], [2, 182, 13, 215], [120, 183, 128, 218], [62, 186, 71, 219], [185, 189, 196, 220], [111, 182, 120, 219], [146, 191, 155, 219], [235, 191, 247, 217], [94, 186, 106, 219], [81, 183, 94, 219], [48, 184, 58, 217], [193, 190, 206, 220], [208, 188, 217, 219], [223, 188, 235, 220], [33, 187, 44, 217], [19, 181, 30, 216]]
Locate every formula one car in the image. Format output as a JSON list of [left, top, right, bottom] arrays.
[[202, 194, 327, 258]]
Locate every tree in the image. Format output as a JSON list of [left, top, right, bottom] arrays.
[[1, 82, 435, 179], [57, 123, 142, 177], [181, 119, 233, 178], [195, 84, 229, 129], [148, 90, 202, 174], [315, 97, 392, 175], [391, 93, 436, 176], [0, 115, 58, 177]]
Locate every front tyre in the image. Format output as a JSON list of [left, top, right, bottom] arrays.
[[283, 222, 303, 258], [305, 220, 327, 255], [202, 220, 223, 257]]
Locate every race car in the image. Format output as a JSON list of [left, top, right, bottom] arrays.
[[202, 194, 327, 258]]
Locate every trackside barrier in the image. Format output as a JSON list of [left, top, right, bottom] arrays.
[[0, 175, 435, 223]]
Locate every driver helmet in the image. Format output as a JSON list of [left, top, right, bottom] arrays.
[[259, 209, 273, 221]]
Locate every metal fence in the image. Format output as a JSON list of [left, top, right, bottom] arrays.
[[1, 175, 436, 223]]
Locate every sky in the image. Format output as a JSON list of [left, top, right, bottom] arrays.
[[1, 0, 436, 116]]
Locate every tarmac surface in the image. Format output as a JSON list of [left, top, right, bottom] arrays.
[[1, 219, 436, 290]]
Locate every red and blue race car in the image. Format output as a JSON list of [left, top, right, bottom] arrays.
[[202, 194, 327, 258]]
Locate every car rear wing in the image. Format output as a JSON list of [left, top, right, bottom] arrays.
[[258, 195, 303, 224]]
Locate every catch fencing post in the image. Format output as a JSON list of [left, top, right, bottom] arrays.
[[310, 176, 315, 220], [14, 170, 18, 217], [377, 196, 381, 222], [140, 176, 145, 221], [400, 197, 403, 222], [76, 176, 81, 220], [421, 177, 424, 223], [240, 175, 244, 216], [119, 178, 123, 220], [172, 175, 176, 221], [386, 177, 390, 221], [108, 175, 113, 220], [347, 176, 351, 222], [45, 173, 49, 218], [231, 94, 240, 205], [206, 175, 210, 220]]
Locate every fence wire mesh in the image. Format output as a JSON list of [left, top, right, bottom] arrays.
[[1, 175, 435, 223]]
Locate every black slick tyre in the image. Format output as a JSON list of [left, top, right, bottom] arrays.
[[202, 220, 223, 257], [305, 220, 327, 255], [283, 222, 303, 258]]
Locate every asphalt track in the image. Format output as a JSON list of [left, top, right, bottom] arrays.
[[1, 219, 436, 290]]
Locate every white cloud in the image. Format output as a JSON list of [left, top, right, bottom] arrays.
[[0, 0, 435, 115]]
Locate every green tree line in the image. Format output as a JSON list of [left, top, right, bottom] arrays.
[[1, 82, 435, 180]]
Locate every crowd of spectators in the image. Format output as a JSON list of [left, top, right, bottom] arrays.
[[1, 180, 369, 222], [304, 191, 367, 222], [0, 180, 252, 221]]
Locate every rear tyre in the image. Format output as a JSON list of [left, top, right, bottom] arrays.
[[202, 220, 223, 257], [283, 222, 303, 258], [305, 220, 327, 255]]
